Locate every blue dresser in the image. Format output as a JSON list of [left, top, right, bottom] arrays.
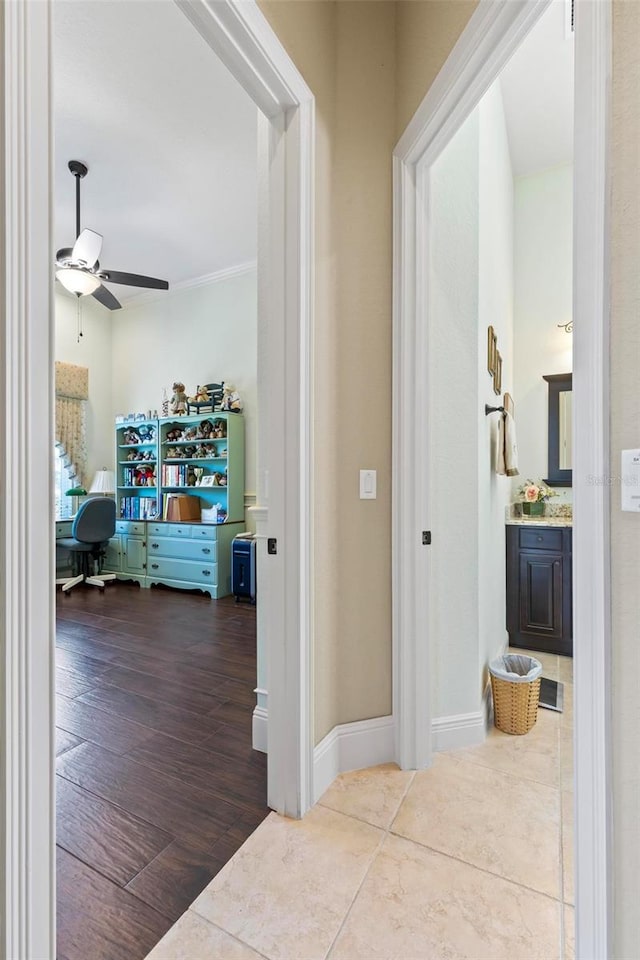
[[102, 518, 241, 598]]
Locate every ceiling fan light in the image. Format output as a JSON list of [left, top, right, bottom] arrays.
[[56, 267, 100, 296]]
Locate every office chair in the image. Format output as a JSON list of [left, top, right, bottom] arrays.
[[56, 497, 117, 593]]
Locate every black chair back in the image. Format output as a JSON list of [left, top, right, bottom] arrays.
[[72, 498, 116, 545]]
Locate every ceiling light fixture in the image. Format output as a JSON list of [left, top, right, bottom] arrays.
[[56, 266, 101, 296]]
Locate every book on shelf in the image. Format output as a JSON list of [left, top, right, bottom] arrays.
[[119, 496, 157, 520]]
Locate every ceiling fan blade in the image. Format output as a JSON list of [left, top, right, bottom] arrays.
[[71, 228, 103, 268], [99, 269, 169, 290], [91, 283, 122, 311]]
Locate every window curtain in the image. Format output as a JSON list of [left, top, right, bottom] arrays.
[[55, 362, 89, 486]]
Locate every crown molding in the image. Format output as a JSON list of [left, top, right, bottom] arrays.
[[119, 260, 258, 310]]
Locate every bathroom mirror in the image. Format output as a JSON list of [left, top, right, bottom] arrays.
[[543, 373, 572, 486]]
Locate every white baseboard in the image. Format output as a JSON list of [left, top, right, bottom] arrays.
[[252, 705, 268, 754], [313, 715, 395, 803], [431, 711, 486, 752]]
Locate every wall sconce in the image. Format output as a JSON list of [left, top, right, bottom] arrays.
[[557, 319, 574, 333]]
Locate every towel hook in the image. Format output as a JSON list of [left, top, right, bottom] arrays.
[[485, 404, 505, 416]]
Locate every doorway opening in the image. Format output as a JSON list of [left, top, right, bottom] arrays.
[[2, 1, 314, 957], [393, 0, 611, 957]]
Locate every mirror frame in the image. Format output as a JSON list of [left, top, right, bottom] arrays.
[[543, 372, 572, 486]]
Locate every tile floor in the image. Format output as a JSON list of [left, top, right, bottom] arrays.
[[146, 650, 574, 960]]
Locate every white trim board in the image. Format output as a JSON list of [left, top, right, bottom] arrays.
[[431, 712, 485, 753], [313, 712, 484, 804], [392, 1, 612, 957], [122, 260, 257, 309], [2, 0, 315, 952], [2, 3, 56, 957], [313, 717, 395, 804], [252, 706, 268, 754]]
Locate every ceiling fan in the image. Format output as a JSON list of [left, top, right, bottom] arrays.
[[55, 160, 169, 310]]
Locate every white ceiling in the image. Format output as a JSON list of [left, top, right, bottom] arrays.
[[500, 0, 574, 177], [54, 0, 258, 305]]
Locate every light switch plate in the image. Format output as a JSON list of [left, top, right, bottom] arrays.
[[359, 469, 377, 499], [621, 449, 640, 511]]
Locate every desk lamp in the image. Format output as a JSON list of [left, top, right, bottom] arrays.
[[89, 468, 115, 497], [65, 485, 87, 517]]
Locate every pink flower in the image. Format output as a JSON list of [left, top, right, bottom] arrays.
[[524, 485, 540, 502]]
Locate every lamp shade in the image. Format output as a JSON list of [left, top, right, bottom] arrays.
[[56, 267, 101, 296], [89, 468, 115, 495]]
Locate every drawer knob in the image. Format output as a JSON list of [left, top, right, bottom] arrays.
[[202, 547, 211, 554], [537, 536, 543, 541], [151, 543, 159, 549], [151, 563, 159, 570], [202, 569, 211, 576]]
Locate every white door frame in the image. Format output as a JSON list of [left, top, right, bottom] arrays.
[[392, 1, 612, 958], [1, 1, 314, 955]]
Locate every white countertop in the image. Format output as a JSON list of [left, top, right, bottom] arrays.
[[506, 517, 572, 527]]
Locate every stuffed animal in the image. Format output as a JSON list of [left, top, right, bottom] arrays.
[[127, 449, 139, 461], [196, 419, 213, 439], [183, 426, 198, 441], [212, 419, 226, 439], [186, 467, 197, 487], [134, 466, 155, 487], [138, 424, 155, 443], [123, 428, 141, 445], [166, 447, 179, 460], [221, 383, 243, 413], [166, 428, 183, 443], [183, 445, 197, 459], [188, 385, 210, 404], [170, 382, 188, 416]]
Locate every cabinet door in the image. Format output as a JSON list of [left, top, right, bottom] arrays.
[[519, 551, 563, 640], [103, 536, 122, 572], [123, 537, 146, 574]]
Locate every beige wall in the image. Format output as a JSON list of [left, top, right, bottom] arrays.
[[611, 1, 640, 955], [260, 1, 397, 738], [259, 0, 478, 741], [396, 0, 478, 137]]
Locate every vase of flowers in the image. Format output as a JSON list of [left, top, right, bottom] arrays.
[[517, 479, 558, 517]]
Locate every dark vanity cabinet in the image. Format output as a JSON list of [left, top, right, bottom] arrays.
[[506, 524, 573, 657]]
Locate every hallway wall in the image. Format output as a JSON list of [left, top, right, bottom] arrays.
[[477, 80, 514, 693], [611, 1, 640, 954], [513, 164, 573, 499], [259, 1, 397, 739], [428, 107, 480, 718], [258, 0, 480, 742]]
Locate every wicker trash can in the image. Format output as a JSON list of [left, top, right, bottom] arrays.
[[489, 654, 543, 735]]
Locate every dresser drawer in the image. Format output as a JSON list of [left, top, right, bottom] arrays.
[[191, 524, 217, 540], [147, 538, 217, 562], [519, 527, 563, 552], [56, 522, 73, 538], [116, 520, 145, 537], [147, 522, 194, 538], [147, 556, 217, 585]]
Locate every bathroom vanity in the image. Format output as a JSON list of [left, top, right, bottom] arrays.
[[506, 519, 573, 657]]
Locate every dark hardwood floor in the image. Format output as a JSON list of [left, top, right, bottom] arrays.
[[56, 583, 267, 960]]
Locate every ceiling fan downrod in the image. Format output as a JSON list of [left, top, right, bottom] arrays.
[[68, 160, 88, 240]]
